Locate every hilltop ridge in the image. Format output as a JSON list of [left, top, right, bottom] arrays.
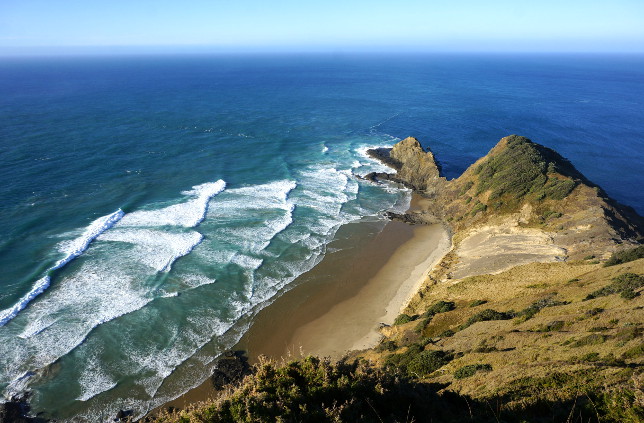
[[370, 135, 642, 261]]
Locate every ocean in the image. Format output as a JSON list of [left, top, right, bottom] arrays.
[[0, 53, 642, 420]]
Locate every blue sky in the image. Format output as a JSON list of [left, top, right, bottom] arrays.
[[1, 0, 643, 54]]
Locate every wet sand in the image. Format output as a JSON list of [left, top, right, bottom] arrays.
[[162, 196, 450, 410], [241, 221, 449, 360]]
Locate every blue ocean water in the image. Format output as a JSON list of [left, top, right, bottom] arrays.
[[0, 53, 642, 420]]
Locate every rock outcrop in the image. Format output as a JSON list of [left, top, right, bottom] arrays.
[[0, 394, 34, 423], [371, 134, 643, 261], [210, 351, 252, 390], [389, 137, 443, 192]]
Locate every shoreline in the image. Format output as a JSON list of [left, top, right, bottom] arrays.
[[161, 194, 451, 411]]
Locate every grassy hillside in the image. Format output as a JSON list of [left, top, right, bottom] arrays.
[[151, 251, 644, 423]]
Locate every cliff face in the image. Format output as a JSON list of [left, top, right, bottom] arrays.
[[388, 137, 444, 192]]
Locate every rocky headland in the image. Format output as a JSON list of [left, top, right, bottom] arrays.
[[150, 135, 643, 422]]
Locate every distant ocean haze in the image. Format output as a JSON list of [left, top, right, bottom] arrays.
[[0, 53, 642, 420]]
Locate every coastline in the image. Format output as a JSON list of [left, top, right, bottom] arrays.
[[161, 193, 450, 411]]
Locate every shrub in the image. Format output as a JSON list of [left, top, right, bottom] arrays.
[[470, 201, 487, 216], [584, 273, 644, 300], [469, 299, 488, 307], [407, 350, 451, 376], [579, 352, 600, 362], [572, 334, 607, 347], [604, 246, 644, 267], [616, 326, 642, 342], [459, 309, 514, 330], [393, 313, 414, 325], [622, 343, 644, 359], [375, 340, 397, 352], [422, 300, 456, 317], [585, 308, 604, 316], [516, 297, 568, 322], [459, 181, 474, 196], [385, 345, 452, 378], [473, 136, 578, 207], [454, 364, 492, 379], [537, 320, 565, 332]]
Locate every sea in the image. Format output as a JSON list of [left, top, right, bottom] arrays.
[[0, 53, 643, 421]]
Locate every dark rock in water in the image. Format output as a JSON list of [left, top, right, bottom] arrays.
[[366, 147, 402, 170], [211, 350, 252, 390], [0, 394, 33, 423], [384, 211, 439, 225], [114, 409, 133, 421]]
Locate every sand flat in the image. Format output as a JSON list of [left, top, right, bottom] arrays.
[[290, 223, 450, 358]]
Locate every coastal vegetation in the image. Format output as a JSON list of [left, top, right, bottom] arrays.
[[153, 257, 643, 422]]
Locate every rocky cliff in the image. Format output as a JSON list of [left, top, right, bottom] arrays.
[[370, 134, 643, 260]]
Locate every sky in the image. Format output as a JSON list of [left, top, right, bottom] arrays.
[[1, 0, 643, 55]]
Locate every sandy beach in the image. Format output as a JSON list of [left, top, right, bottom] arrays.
[[162, 194, 451, 411]]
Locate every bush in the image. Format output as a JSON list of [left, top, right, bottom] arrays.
[[537, 320, 565, 332], [604, 246, 644, 267], [385, 345, 452, 378], [459, 181, 474, 196], [470, 201, 487, 216], [572, 334, 607, 347], [407, 350, 451, 376], [585, 273, 644, 300], [393, 313, 414, 325], [439, 329, 455, 337], [454, 364, 492, 379], [422, 300, 456, 317], [579, 352, 600, 362], [375, 340, 397, 352], [469, 299, 488, 307], [622, 343, 644, 359], [165, 356, 441, 423], [516, 297, 568, 322], [459, 309, 514, 330]]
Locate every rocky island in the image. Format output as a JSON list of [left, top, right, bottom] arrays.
[[14, 135, 638, 423]]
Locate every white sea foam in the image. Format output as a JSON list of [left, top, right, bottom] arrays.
[[117, 180, 225, 228], [355, 144, 398, 176], [2, 265, 152, 388], [0, 209, 124, 327], [76, 352, 118, 402], [99, 229, 203, 272], [322, 145, 329, 153], [206, 180, 297, 255]]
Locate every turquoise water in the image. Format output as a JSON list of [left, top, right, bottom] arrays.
[[0, 54, 643, 420]]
